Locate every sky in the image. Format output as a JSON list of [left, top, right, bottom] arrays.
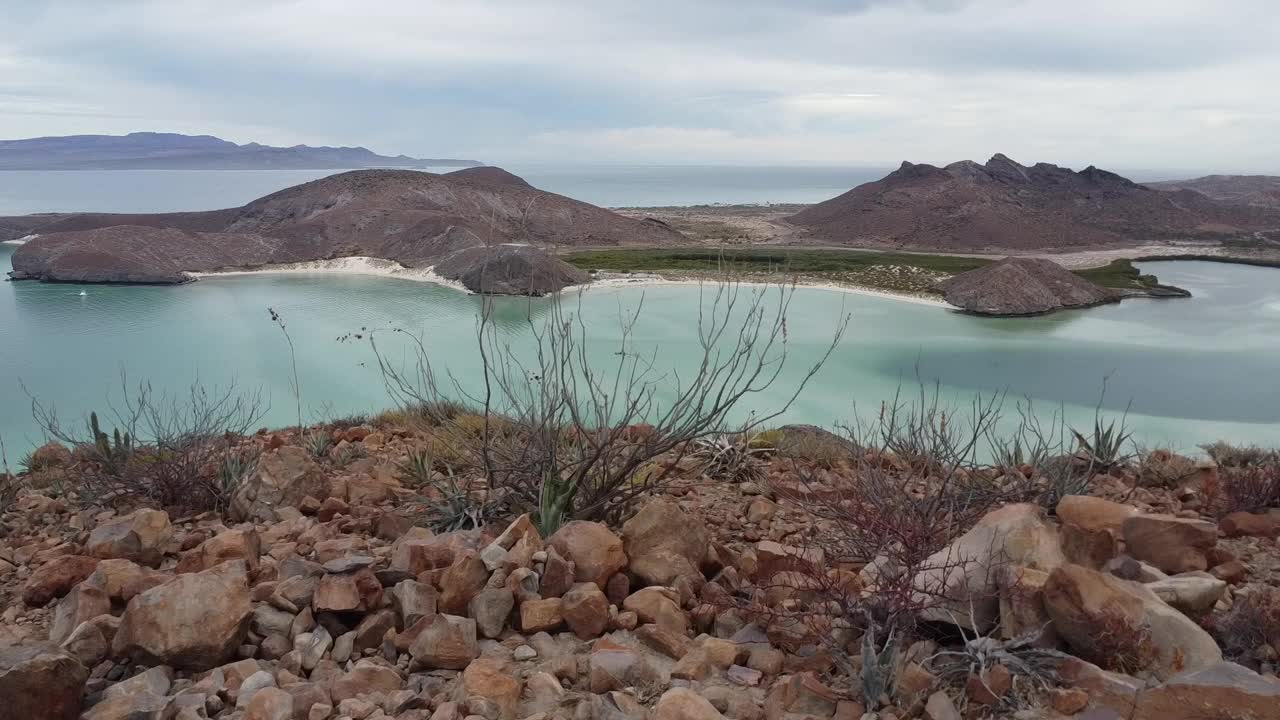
[[2, 0, 1279, 173]]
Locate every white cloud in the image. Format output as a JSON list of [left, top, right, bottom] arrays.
[[0, 0, 1278, 171]]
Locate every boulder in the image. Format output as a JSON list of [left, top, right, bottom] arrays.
[[562, 582, 610, 639], [438, 551, 490, 614], [189, 528, 261, 573], [230, 446, 330, 522], [23, 555, 100, 606], [0, 644, 87, 720], [408, 614, 478, 670], [85, 558, 167, 603], [1122, 514, 1216, 574], [1131, 661, 1280, 720], [458, 657, 522, 720], [328, 663, 404, 703], [621, 497, 709, 586], [59, 620, 108, 667], [391, 579, 438, 629], [1043, 563, 1221, 680], [763, 672, 838, 719], [754, 541, 822, 584], [622, 587, 688, 635], [547, 521, 626, 588], [112, 560, 252, 670], [520, 598, 564, 633], [1144, 573, 1227, 615], [915, 503, 1064, 630], [86, 508, 172, 566], [469, 588, 515, 639], [245, 687, 294, 720], [49, 583, 110, 644], [1055, 496, 1137, 535], [1219, 511, 1280, 538], [653, 688, 726, 720], [312, 567, 382, 613]]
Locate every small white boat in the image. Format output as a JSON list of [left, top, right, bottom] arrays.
[[78, 290, 87, 297]]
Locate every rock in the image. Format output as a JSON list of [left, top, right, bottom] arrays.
[[1122, 514, 1216, 574], [638, 623, 692, 659], [1050, 687, 1090, 715], [727, 665, 762, 687], [520, 598, 564, 633], [408, 614, 478, 670], [459, 657, 522, 720], [438, 552, 490, 614], [925, 691, 961, 720], [252, 604, 296, 638], [1220, 511, 1280, 538], [392, 579, 439, 629], [246, 687, 294, 720], [329, 663, 404, 703], [754, 541, 822, 583], [621, 497, 709, 586], [23, 555, 100, 605], [1131, 661, 1280, 719], [561, 582, 609, 639], [1044, 563, 1222, 680], [50, 582, 110, 644], [653, 688, 725, 719], [433, 244, 592, 296], [86, 508, 172, 567], [313, 567, 382, 613], [915, 503, 1064, 630], [589, 641, 659, 694], [1057, 656, 1144, 716], [86, 558, 167, 603], [0, 644, 88, 720], [1144, 573, 1227, 615], [547, 521, 626, 588], [231, 446, 331, 522], [763, 672, 838, 719], [321, 555, 373, 573], [81, 691, 169, 720], [1055, 496, 1137, 535], [539, 546, 576, 599], [937, 257, 1122, 316], [997, 565, 1057, 645], [622, 587, 687, 635], [965, 664, 1011, 705], [746, 497, 778, 524], [469, 588, 515, 639], [351, 609, 395, 653], [294, 626, 333, 671], [112, 560, 252, 670], [60, 620, 108, 666]]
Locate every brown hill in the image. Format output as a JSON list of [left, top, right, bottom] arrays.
[[938, 257, 1121, 315], [1146, 175, 1280, 209], [789, 154, 1280, 251], [433, 244, 590, 296], [5, 168, 681, 286]]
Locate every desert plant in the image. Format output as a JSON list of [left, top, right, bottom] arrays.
[[859, 624, 898, 710], [1211, 587, 1280, 668], [29, 376, 265, 510], [399, 447, 436, 487], [692, 432, 769, 485], [1071, 416, 1133, 471], [333, 443, 366, 468], [216, 448, 259, 507], [1201, 441, 1279, 468], [418, 466, 503, 532], [369, 279, 848, 534], [303, 430, 334, 459], [1221, 464, 1280, 514]]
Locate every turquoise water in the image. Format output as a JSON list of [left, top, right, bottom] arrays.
[[2, 242, 1279, 456]]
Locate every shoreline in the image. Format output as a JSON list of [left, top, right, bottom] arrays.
[[189, 255, 954, 308], [1, 235, 34, 245]]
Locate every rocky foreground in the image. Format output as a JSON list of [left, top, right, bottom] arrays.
[[2, 420, 1279, 720]]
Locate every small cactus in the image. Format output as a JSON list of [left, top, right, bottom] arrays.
[[89, 411, 133, 474]]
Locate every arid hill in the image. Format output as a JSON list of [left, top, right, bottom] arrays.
[[789, 154, 1280, 251], [1146, 175, 1280, 209], [433, 244, 590, 296], [938, 257, 1122, 315], [5, 168, 681, 286]]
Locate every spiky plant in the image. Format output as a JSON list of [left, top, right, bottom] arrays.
[[398, 448, 436, 487], [1072, 417, 1133, 471], [859, 624, 898, 710], [692, 433, 769, 485], [303, 430, 334, 459]]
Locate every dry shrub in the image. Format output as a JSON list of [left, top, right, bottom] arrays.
[[1211, 587, 1280, 667], [1201, 441, 1279, 468], [1221, 465, 1280, 515], [29, 377, 265, 512], [1136, 449, 1197, 488]]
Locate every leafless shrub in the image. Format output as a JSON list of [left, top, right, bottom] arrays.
[[1210, 587, 1280, 668], [28, 375, 266, 511], [1201, 441, 1279, 468], [691, 431, 769, 485], [369, 279, 847, 534], [0, 436, 18, 512], [1221, 464, 1280, 515]]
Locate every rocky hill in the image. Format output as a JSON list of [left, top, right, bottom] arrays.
[[0, 132, 481, 170], [432, 245, 590, 296], [4, 168, 681, 288], [788, 154, 1280, 251], [1146, 175, 1280, 209], [939, 257, 1122, 315]]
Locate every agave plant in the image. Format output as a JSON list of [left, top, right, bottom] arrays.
[[1072, 417, 1133, 471], [859, 624, 898, 710], [692, 433, 769, 485], [398, 448, 436, 487], [303, 430, 334, 459]]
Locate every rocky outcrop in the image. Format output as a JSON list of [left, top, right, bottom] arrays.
[[431, 244, 589, 296], [789, 154, 1280, 251], [621, 496, 709, 587], [230, 447, 331, 522], [6, 168, 680, 288], [1147, 174, 1280, 209], [938, 257, 1121, 316]]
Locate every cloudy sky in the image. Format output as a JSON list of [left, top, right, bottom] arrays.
[[2, 0, 1278, 172]]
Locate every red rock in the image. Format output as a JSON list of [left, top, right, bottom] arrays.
[[1130, 661, 1280, 720], [966, 664, 1011, 705], [23, 555, 100, 606], [408, 614, 477, 671], [1219, 511, 1280, 538], [520, 598, 564, 633], [1050, 687, 1090, 715], [622, 587, 687, 635], [1211, 560, 1248, 583], [652, 688, 724, 720], [1122, 514, 1216, 574], [561, 582, 609, 639], [547, 521, 626, 588], [438, 552, 489, 614], [754, 541, 822, 584], [1056, 495, 1138, 535], [621, 497, 709, 587], [0, 644, 88, 720], [459, 657, 522, 720], [637, 623, 692, 659], [86, 508, 172, 567]]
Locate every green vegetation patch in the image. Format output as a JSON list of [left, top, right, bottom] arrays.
[[1076, 259, 1188, 294]]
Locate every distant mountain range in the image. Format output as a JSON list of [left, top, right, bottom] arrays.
[[0, 132, 482, 171], [788, 154, 1280, 251], [1146, 175, 1280, 209]]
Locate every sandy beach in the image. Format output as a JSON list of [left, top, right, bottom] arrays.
[[189, 255, 953, 309]]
